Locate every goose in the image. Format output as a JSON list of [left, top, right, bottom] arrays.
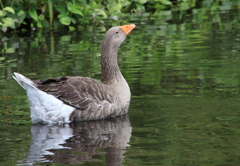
[[13, 24, 135, 124]]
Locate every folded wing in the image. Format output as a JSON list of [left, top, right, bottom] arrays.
[[35, 76, 117, 110]]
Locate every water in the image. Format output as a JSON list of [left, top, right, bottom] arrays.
[[2, 2, 240, 165]]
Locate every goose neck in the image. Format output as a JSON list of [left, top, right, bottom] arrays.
[[101, 46, 122, 84]]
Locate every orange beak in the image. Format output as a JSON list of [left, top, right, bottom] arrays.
[[120, 24, 136, 36]]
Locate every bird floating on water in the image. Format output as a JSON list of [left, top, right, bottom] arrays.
[[13, 24, 136, 124]]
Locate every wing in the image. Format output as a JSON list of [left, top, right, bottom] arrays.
[[35, 76, 117, 110]]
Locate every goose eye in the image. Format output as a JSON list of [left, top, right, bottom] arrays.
[[116, 31, 119, 34]]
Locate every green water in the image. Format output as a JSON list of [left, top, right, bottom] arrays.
[[2, 2, 240, 165]]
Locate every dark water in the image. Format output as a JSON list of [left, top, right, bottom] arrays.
[[2, 2, 240, 165]]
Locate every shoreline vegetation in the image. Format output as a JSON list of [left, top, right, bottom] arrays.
[[0, 0, 176, 32], [1, 0, 240, 33]]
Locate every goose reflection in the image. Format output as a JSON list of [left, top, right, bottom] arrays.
[[18, 115, 132, 165]]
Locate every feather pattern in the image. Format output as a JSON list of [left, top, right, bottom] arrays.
[[13, 24, 135, 123], [35, 76, 124, 121]]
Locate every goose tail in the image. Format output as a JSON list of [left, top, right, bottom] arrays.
[[13, 72, 74, 124], [12, 72, 37, 90]]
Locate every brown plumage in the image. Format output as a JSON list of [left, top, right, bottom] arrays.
[[13, 24, 136, 123], [35, 76, 121, 121]]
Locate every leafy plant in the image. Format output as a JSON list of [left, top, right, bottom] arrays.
[[0, 6, 18, 32], [0, 0, 187, 32], [0, 0, 111, 31]]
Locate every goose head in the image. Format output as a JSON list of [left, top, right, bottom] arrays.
[[101, 24, 136, 52]]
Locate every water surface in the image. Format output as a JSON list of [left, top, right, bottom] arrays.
[[2, 2, 240, 165]]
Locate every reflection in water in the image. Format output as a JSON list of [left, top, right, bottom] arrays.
[[18, 115, 132, 165]]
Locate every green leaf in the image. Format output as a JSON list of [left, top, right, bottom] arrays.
[[82, 19, 89, 23], [70, 17, 76, 24], [38, 14, 44, 21], [41, 19, 49, 27], [99, 10, 108, 19], [3, 7, 15, 14], [59, 16, 71, 25], [3, 17, 15, 29], [57, 13, 67, 19], [0, 10, 6, 17], [17, 11, 26, 24], [69, 26, 75, 31], [28, 9, 38, 21], [122, 0, 131, 7], [67, 2, 83, 16], [160, 0, 172, 5], [37, 21, 42, 28], [137, 0, 147, 4], [55, 5, 67, 14], [17, 10, 25, 16]]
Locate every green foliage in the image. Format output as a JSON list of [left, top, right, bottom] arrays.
[[0, 0, 177, 32], [5, 0, 236, 32], [0, 7, 16, 31]]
